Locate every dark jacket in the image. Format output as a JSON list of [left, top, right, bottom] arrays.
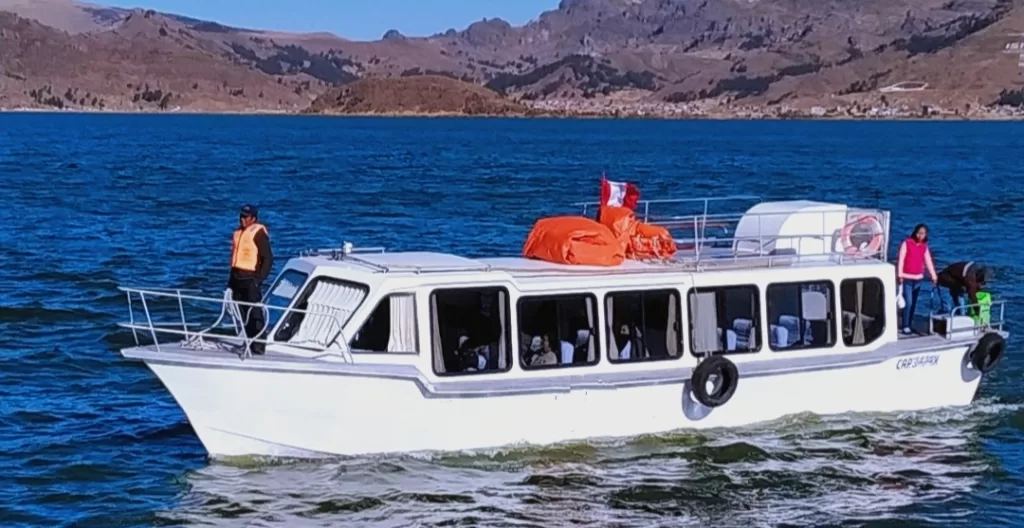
[[230, 228, 274, 284], [937, 261, 983, 305]]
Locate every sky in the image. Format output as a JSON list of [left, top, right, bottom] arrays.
[[102, 0, 559, 41]]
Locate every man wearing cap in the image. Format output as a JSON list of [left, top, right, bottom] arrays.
[[230, 205, 274, 354]]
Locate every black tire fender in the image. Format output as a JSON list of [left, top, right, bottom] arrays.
[[970, 332, 1006, 374], [691, 355, 739, 408]]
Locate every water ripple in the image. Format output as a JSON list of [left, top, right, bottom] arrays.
[[0, 115, 1021, 527]]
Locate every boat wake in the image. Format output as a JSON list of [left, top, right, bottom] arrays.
[[160, 398, 1020, 526]]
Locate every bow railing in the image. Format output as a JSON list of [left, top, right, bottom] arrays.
[[118, 286, 352, 361]]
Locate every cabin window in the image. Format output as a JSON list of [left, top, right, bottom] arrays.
[[688, 285, 761, 355], [518, 294, 598, 370], [840, 278, 886, 347], [766, 281, 836, 351], [606, 290, 682, 363], [430, 287, 511, 376], [349, 294, 418, 354], [264, 269, 309, 330], [273, 277, 369, 351]]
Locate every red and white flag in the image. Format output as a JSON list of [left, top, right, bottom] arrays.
[[600, 175, 640, 210]]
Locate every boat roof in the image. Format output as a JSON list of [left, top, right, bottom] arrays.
[[294, 250, 888, 280]]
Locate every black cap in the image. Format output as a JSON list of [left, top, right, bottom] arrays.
[[240, 204, 259, 218]]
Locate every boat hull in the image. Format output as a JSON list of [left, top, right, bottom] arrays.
[[139, 343, 983, 458]]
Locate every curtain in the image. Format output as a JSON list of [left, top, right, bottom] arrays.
[[749, 290, 758, 349], [289, 280, 366, 350], [606, 296, 619, 359], [431, 294, 445, 373], [853, 280, 865, 345], [497, 291, 508, 370], [691, 291, 721, 353], [586, 297, 596, 362], [386, 294, 417, 353], [666, 294, 679, 357]]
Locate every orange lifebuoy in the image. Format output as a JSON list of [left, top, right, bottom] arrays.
[[839, 215, 884, 257]]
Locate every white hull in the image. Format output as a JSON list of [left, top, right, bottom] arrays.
[[145, 344, 981, 458]]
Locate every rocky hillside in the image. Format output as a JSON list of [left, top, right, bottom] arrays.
[[305, 76, 528, 116], [0, 10, 316, 111], [2, 0, 1023, 112]]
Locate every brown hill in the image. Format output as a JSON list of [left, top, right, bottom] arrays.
[[305, 76, 528, 116], [2, 0, 1023, 113], [0, 9, 317, 111]]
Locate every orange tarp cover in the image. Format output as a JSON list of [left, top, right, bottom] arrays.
[[523, 216, 625, 266], [599, 206, 678, 259]]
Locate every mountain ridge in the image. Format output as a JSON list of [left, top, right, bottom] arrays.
[[2, 0, 1023, 115]]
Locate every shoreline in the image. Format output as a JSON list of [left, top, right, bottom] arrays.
[[1, 106, 1022, 121]]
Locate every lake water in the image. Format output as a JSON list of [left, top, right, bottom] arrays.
[[0, 114, 1022, 527]]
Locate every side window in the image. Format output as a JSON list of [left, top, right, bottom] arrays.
[[518, 294, 598, 370], [688, 285, 761, 355], [349, 294, 418, 354], [840, 278, 886, 347], [273, 277, 368, 350], [431, 287, 511, 376], [606, 290, 682, 363], [766, 281, 836, 351]]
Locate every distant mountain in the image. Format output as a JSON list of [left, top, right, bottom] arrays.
[[2, 0, 1023, 112]]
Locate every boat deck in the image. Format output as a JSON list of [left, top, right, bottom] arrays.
[[298, 196, 892, 277]]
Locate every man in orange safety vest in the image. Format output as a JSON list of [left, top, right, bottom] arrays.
[[229, 204, 274, 354]]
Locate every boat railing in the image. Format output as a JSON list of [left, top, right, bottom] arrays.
[[299, 243, 386, 259], [298, 243, 497, 274], [574, 195, 763, 224], [118, 286, 352, 361], [927, 299, 1007, 339], [572, 196, 891, 262]]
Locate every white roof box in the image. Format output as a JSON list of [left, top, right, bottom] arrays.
[[732, 200, 850, 258]]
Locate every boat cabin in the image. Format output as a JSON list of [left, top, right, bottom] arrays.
[[120, 197, 1005, 382], [248, 198, 922, 377]]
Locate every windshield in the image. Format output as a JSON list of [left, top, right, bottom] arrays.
[[264, 269, 309, 330]]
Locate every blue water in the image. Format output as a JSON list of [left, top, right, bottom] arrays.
[[0, 114, 1022, 527]]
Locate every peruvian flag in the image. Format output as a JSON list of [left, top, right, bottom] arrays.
[[600, 174, 640, 210]]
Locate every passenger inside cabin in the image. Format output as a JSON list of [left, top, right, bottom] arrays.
[[455, 335, 489, 372], [614, 324, 644, 360], [432, 287, 510, 375], [518, 296, 595, 368], [897, 223, 938, 334], [525, 335, 558, 367], [560, 329, 591, 365], [937, 261, 991, 316]]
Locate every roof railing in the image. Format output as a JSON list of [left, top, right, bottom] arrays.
[[299, 242, 386, 258], [292, 202, 891, 275], [573, 195, 764, 224]]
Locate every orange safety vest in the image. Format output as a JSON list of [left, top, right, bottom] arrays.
[[231, 223, 267, 272]]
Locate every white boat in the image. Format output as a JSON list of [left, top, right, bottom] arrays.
[[118, 196, 1009, 459]]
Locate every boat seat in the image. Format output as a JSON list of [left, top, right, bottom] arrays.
[[778, 314, 813, 347], [842, 311, 876, 333], [769, 324, 789, 349], [716, 328, 738, 352], [733, 318, 756, 350]]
